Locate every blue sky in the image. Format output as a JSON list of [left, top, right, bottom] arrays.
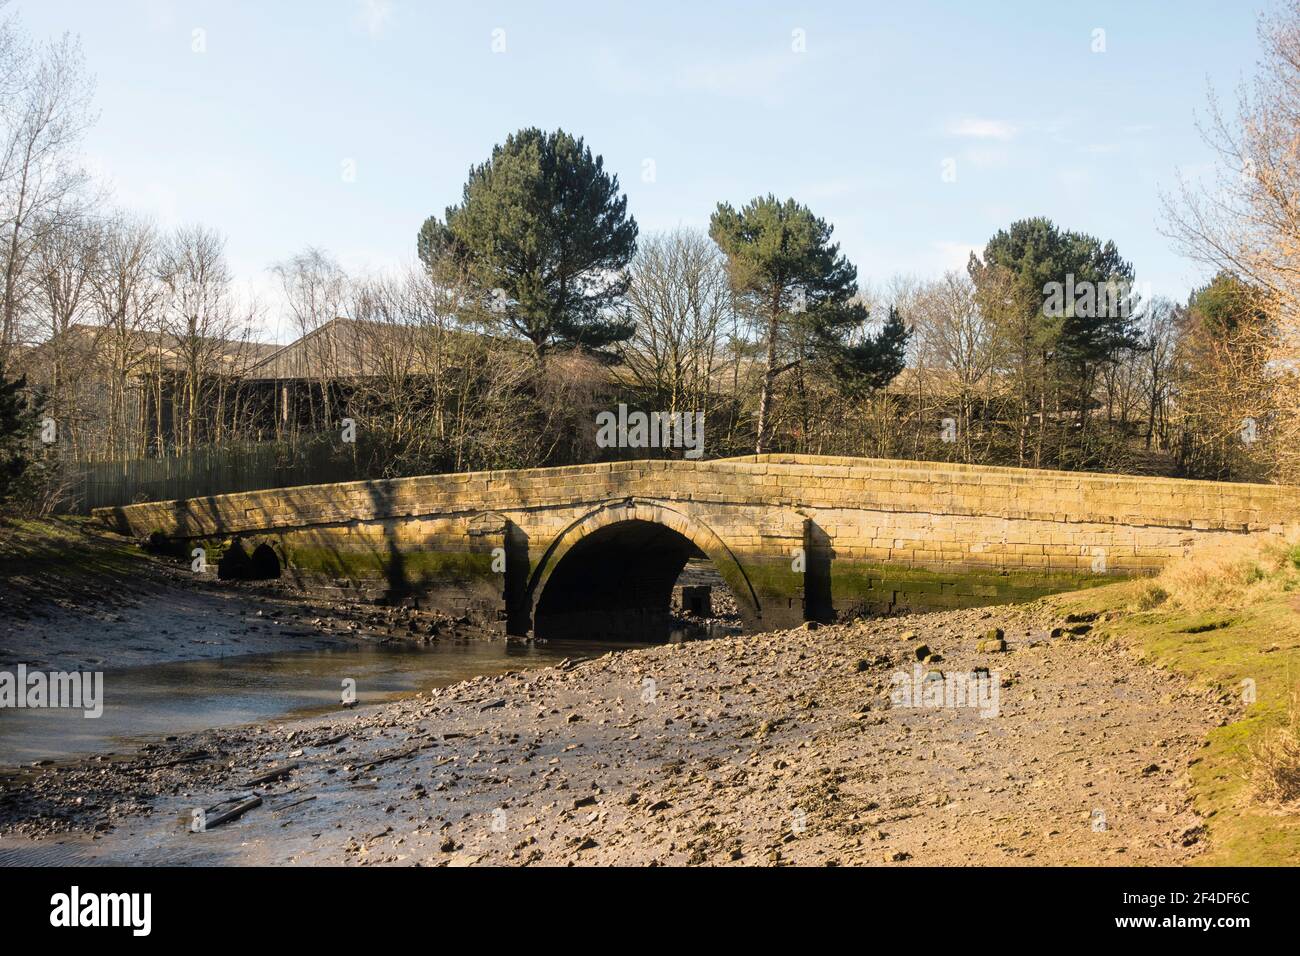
[[15, 0, 1268, 341]]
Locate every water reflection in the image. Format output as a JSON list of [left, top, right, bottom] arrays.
[[0, 637, 648, 765], [0, 614, 744, 766]]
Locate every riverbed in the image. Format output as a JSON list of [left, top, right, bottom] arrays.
[[0, 637, 660, 766], [0, 599, 1227, 867], [1, 549, 739, 766]]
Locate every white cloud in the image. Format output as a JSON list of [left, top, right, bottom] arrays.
[[354, 0, 393, 39], [947, 117, 1018, 140]]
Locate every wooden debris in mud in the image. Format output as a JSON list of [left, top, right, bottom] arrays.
[[240, 762, 300, 787], [199, 795, 262, 830], [362, 740, 437, 771], [131, 749, 213, 771], [272, 794, 317, 814]]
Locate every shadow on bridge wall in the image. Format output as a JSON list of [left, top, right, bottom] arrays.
[[363, 479, 408, 598], [503, 521, 531, 635], [805, 520, 835, 625]]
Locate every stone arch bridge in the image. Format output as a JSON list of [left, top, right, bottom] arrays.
[[96, 454, 1300, 640]]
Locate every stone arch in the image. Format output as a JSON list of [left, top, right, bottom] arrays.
[[249, 542, 282, 579], [525, 499, 761, 639], [217, 535, 285, 581]]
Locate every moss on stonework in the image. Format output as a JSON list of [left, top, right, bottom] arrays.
[[182, 536, 237, 563], [829, 561, 1118, 613], [730, 552, 1116, 615], [734, 557, 806, 594], [285, 546, 498, 586]]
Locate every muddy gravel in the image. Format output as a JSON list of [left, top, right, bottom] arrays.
[[0, 600, 1228, 866], [0, 563, 498, 673]]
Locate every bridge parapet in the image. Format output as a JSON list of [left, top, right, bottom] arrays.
[[94, 454, 1300, 637]]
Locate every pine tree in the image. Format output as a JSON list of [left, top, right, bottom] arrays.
[[419, 128, 638, 358], [0, 364, 39, 505], [709, 195, 908, 452], [971, 217, 1139, 466], [826, 305, 910, 397]]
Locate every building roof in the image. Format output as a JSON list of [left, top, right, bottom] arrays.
[[18, 324, 278, 380]]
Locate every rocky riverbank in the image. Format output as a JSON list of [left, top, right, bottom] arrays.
[[0, 596, 1228, 866], [0, 518, 498, 673]]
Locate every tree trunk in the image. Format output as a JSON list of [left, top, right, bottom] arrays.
[[755, 306, 780, 454]]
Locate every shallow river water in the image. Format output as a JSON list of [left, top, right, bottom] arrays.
[[0, 635, 676, 766]]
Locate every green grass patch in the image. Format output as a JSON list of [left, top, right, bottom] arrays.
[[0, 515, 148, 581]]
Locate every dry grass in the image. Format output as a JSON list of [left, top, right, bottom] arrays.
[[1251, 689, 1300, 805], [1131, 529, 1300, 613]]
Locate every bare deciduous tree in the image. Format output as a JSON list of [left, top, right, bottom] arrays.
[[910, 270, 1003, 463], [0, 10, 94, 362], [93, 213, 161, 456], [1163, 2, 1300, 480], [621, 229, 735, 427], [270, 247, 349, 432], [154, 225, 254, 451], [29, 210, 98, 454]]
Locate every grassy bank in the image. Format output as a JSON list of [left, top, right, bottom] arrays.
[[0, 516, 154, 596], [1049, 534, 1300, 865]]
